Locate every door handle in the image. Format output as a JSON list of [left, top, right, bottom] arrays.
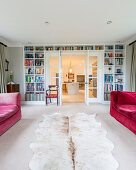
[[85, 82, 89, 84]]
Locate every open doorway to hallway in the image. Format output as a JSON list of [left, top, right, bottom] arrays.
[[62, 55, 85, 103]]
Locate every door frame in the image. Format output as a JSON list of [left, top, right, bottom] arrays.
[[45, 50, 103, 105], [45, 51, 62, 105], [85, 51, 104, 104]]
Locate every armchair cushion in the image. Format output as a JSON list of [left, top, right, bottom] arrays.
[[115, 104, 136, 121], [0, 105, 19, 123], [118, 91, 136, 105]]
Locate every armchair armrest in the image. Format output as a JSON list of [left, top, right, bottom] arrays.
[[0, 93, 21, 108], [110, 91, 118, 108]]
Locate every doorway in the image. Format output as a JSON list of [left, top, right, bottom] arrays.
[[62, 55, 85, 103], [45, 51, 103, 105]]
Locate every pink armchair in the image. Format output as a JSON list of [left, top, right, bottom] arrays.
[[0, 93, 21, 135], [110, 91, 136, 134]]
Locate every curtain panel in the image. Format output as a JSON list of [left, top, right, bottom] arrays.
[[130, 43, 136, 92], [0, 44, 7, 93]]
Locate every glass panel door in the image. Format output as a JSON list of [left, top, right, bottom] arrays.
[[88, 56, 98, 99], [85, 51, 102, 104], [45, 51, 62, 105]]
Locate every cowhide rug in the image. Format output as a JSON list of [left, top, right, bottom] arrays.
[[29, 113, 119, 170]]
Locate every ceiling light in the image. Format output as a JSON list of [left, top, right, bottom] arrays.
[[107, 21, 112, 24], [45, 21, 49, 24]]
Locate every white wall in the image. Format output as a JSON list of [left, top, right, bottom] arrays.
[[8, 47, 24, 100]]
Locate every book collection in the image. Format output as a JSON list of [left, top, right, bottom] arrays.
[[24, 45, 125, 102], [115, 53, 123, 57], [26, 76, 34, 83], [26, 83, 34, 91], [24, 46, 34, 51], [104, 53, 113, 57], [104, 84, 113, 92], [25, 53, 34, 58], [115, 45, 124, 50], [35, 76, 44, 83], [104, 93, 110, 101], [35, 53, 44, 58], [35, 68, 44, 74], [115, 58, 123, 65], [25, 92, 44, 101], [36, 83, 44, 91], [35, 47, 44, 51], [115, 84, 123, 91], [45, 46, 94, 51], [25, 59, 34, 66], [104, 75, 113, 82], [105, 45, 113, 50], [35, 59, 44, 66]]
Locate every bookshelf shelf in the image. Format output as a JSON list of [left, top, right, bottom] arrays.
[[24, 46, 45, 101], [104, 44, 125, 102], [24, 44, 125, 104]]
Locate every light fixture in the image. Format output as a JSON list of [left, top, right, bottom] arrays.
[[69, 68, 72, 73], [69, 61, 72, 73], [107, 20, 112, 24], [45, 21, 49, 24]]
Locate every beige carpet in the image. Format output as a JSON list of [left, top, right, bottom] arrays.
[[0, 103, 136, 170]]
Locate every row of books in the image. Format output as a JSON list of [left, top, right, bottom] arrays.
[[104, 53, 113, 57], [115, 58, 123, 65], [25, 60, 34, 66], [25, 53, 34, 58], [26, 76, 34, 83], [35, 47, 44, 51], [35, 68, 44, 74], [35, 53, 44, 58], [45, 46, 104, 51], [24, 46, 34, 51], [35, 59, 44, 66], [25, 68, 34, 74], [26, 83, 34, 91], [105, 46, 113, 50], [115, 53, 123, 57], [115, 45, 124, 50], [24, 45, 124, 51], [35, 76, 44, 83], [25, 92, 44, 101], [104, 84, 113, 92], [115, 84, 123, 91], [104, 93, 110, 101], [104, 75, 113, 82], [36, 83, 44, 91]]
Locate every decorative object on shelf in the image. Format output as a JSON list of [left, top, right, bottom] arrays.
[[8, 71, 15, 84], [7, 84, 20, 93]]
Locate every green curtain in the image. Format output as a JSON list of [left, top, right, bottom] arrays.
[[130, 43, 136, 92], [0, 44, 7, 93]]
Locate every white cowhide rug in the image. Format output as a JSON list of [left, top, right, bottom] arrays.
[[29, 113, 119, 170]]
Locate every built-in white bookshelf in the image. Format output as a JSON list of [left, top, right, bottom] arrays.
[[24, 46, 45, 101], [23, 44, 126, 103], [104, 44, 125, 102]]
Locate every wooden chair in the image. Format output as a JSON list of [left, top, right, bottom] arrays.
[[46, 85, 59, 105]]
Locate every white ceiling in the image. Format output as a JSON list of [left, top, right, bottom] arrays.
[[0, 0, 136, 45]]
